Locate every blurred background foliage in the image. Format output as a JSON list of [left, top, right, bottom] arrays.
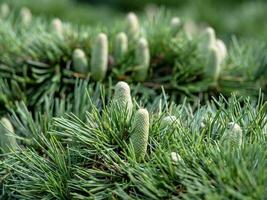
[[2, 0, 267, 40]]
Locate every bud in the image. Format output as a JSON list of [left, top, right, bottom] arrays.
[[199, 27, 216, 52], [171, 152, 183, 163], [184, 20, 197, 40], [114, 32, 128, 62], [20, 7, 32, 26], [0, 3, 10, 18], [134, 37, 150, 81], [225, 122, 243, 147], [125, 12, 140, 41], [72, 49, 88, 73], [170, 17, 181, 36], [112, 81, 133, 119], [52, 18, 63, 35], [216, 39, 227, 62], [0, 117, 18, 153], [90, 33, 108, 81], [205, 45, 221, 82], [130, 108, 149, 162], [160, 115, 177, 128]]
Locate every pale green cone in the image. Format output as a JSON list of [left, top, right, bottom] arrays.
[[112, 81, 133, 119], [1, 3, 10, 18], [223, 122, 243, 148], [205, 45, 221, 82], [130, 108, 149, 162], [0, 117, 18, 153], [171, 152, 184, 164], [52, 18, 63, 35], [170, 17, 182, 36], [184, 20, 197, 40], [199, 27, 216, 52], [221, 122, 243, 148], [134, 37, 150, 81], [91, 33, 108, 81], [114, 32, 128, 62], [125, 12, 140, 41], [20, 7, 32, 26], [216, 39, 227, 62], [160, 115, 177, 129], [72, 49, 89, 73]]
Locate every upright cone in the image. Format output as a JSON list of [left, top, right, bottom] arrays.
[[130, 108, 149, 162], [125, 12, 140, 41], [134, 37, 150, 81], [170, 17, 182, 36], [114, 32, 128, 62], [0, 117, 18, 153], [206, 45, 221, 82], [112, 81, 133, 119], [199, 27, 216, 52], [20, 7, 32, 26], [52, 18, 63, 35], [91, 33, 108, 81], [0, 3, 10, 18], [72, 49, 88, 73], [216, 39, 227, 62], [224, 122, 243, 148]]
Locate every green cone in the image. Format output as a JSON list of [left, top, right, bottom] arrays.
[[20, 7, 32, 26], [72, 48, 89, 74], [160, 115, 177, 129], [134, 37, 150, 81], [114, 32, 128, 62], [0, 117, 18, 153], [0, 3, 10, 18], [90, 33, 108, 81], [52, 18, 63, 35], [130, 108, 149, 162], [112, 81, 133, 119], [199, 27, 216, 52], [125, 12, 140, 41], [205, 45, 221, 82], [216, 39, 227, 62], [170, 17, 182, 36], [224, 122, 243, 148]]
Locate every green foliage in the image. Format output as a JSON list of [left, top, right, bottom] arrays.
[[0, 6, 265, 113], [0, 1, 266, 199], [0, 81, 267, 199]]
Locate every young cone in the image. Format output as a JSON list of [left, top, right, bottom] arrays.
[[130, 108, 149, 162], [125, 12, 140, 41], [205, 45, 221, 82], [170, 17, 182, 36], [184, 20, 197, 40], [199, 27, 216, 52], [160, 115, 177, 128], [134, 37, 150, 81], [72, 49, 88, 74], [114, 32, 128, 62], [0, 3, 10, 18], [20, 7, 32, 26], [91, 33, 108, 81], [0, 117, 18, 153], [216, 39, 227, 62], [224, 122, 243, 147], [171, 152, 183, 164], [112, 81, 133, 119], [52, 18, 63, 35]]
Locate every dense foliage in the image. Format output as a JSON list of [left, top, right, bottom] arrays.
[[0, 1, 266, 199]]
